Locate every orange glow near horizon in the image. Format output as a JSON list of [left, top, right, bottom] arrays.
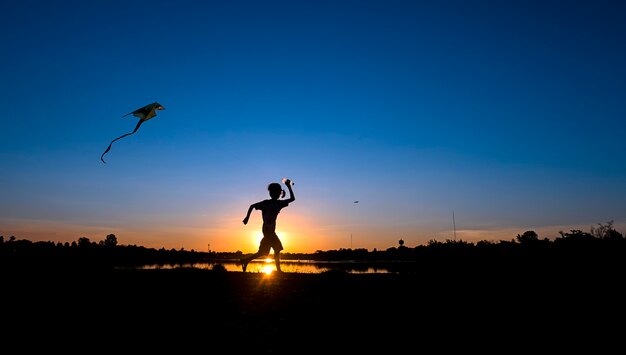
[[5, 213, 621, 254], [1, 209, 361, 253]]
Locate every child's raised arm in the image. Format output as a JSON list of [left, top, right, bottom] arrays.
[[284, 179, 295, 203]]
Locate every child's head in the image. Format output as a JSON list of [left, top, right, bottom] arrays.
[[268, 182, 285, 199]]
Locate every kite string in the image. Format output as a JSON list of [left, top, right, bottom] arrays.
[[100, 119, 145, 163]]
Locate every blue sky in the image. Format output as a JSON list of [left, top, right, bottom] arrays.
[[1, 0, 625, 252]]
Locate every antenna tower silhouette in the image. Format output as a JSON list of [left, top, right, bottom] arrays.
[[453, 211, 457, 241]]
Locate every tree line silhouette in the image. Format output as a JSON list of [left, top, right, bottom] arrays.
[[0, 234, 205, 270], [1, 221, 624, 272]]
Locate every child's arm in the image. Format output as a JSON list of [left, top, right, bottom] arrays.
[[284, 180, 295, 203], [242, 203, 258, 225]]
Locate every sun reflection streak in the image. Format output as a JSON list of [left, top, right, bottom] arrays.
[[261, 264, 274, 275]]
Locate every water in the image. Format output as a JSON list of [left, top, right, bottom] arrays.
[[140, 259, 395, 274]]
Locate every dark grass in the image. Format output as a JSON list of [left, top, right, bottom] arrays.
[[3, 264, 624, 353]]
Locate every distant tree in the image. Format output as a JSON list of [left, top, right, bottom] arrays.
[[590, 220, 624, 240], [77, 237, 91, 247], [558, 229, 595, 242], [476, 240, 494, 247], [398, 239, 405, 247], [516, 231, 539, 244], [102, 234, 118, 247], [427, 239, 442, 247]]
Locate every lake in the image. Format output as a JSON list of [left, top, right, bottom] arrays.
[[139, 258, 395, 274]]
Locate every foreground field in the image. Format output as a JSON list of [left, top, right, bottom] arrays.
[[3, 266, 623, 352]]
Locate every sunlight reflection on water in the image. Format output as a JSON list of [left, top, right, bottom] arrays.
[[140, 260, 393, 274]]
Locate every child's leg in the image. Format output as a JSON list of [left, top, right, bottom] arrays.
[[239, 255, 249, 272], [241, 252, 256, 272], [274, 250, 282, 272], [241, 251, 266, 272], [242, 237, 271, 272]]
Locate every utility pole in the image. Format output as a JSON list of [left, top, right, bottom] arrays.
[[351, 200, 359, 249], [453, 211, 457, 241]]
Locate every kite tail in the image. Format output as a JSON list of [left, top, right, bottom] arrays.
[[100, 119, 145, 163]]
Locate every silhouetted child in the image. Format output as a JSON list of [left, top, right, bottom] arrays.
[[241, 179, 295, 272]]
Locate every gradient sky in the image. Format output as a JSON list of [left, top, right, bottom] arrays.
[[1, 0, 625, 253]]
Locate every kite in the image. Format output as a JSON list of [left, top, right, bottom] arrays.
[[100, 102, 165, 163]]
